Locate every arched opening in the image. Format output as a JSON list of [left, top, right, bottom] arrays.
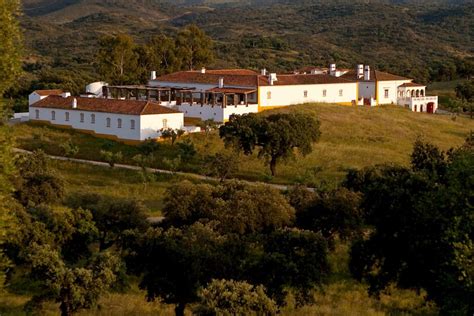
[[411, 90, 416, 97], [414, 105, 417, 112], [427, 102, 435, 113], [416, 89, 420, 97], [420, 90, 425, 97], [420, 104, 424, 112]]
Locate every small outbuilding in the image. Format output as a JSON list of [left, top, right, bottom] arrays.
[[29, 95, 184, 143]]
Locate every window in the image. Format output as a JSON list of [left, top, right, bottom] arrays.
[[80, 113, 84, 123], [339, 89, 343, 97], [304, 90, 308, 98], [35, 109, 39, 119], [65, 112, 70, 122], [130, 119, 135, 130], [267, 91, 272, 100], [106, 117, 111, 128], [91, 114, 95, 124], [162, 119, 168, 129], [117, 118, 122, 128], [51, 111, 56, 121], [384, 89, 389, 98], [323, 90, 327, 97]]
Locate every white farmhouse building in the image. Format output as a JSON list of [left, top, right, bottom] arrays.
[[148, 68, 358, 119], [341, 65, 438, 113], [29, 94, 184, 143], [29, 89, 65, 106]]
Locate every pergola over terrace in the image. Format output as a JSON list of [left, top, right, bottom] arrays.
[[103, 85, 257, 108]]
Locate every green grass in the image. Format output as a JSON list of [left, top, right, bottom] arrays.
[[13, 103, 474, 186], [50, 160, 179, 215]]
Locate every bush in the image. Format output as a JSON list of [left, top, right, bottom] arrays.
[[195, 279, 277, 316]]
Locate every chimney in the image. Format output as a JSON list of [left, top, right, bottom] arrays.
[[61, 92, 71, 98], [269, 73, 278, 86], [201, 67, 206, 74], [218, 77, 224, 88], [261, 68, 267, 76], [150, 71, 156, 80], [329, 64, 337, 76], [72, 98, 77, 109], [364, 65, 371, 81], [357, 64, 364, 78]]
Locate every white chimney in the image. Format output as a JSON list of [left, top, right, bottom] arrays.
[[150, 71, 156, 80], [218, 77, 224, 88], [201, 67, 206, 74], [72, 98, 77, 109], [61, 92, 71, 98], [364, 65, 371, 81], [329, 64, 337, 76], [357, 64, 364, 78], [269, 73, 278, 86], [261, 68, 267, 76]]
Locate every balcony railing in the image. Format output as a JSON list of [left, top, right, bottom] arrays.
[[398, 96, 438, 103]]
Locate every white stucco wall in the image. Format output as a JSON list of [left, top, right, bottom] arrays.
[[140, 113, 184, 140], [377, 80, 411, 105], [28, 93, 44, 106], [358, 82, 376, 99], [149, 80, 256, 91], [397, 96, 438, 113], [258, 83, 358, 108], [30, 107, 142, 141]]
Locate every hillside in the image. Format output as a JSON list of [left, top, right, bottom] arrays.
[[15, 0, 473, 97], [13, 103, 474, 186]]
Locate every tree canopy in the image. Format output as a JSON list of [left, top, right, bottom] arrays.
[[219, 113, 321, 176], [0, 0, 22, 97], [345, 138, 474, 315], [95, 25, 214, 85]]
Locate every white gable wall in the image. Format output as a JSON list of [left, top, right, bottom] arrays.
[[140, 112, 184, 140], [28, 92, 45, 106]]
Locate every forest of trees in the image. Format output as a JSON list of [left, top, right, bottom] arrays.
[[1, 135, 472, 316]]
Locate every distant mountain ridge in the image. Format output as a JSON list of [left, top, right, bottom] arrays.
[[18, 0, 473, 90]]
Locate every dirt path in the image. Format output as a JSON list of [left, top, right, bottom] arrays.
[[13, 148, 294, 192]]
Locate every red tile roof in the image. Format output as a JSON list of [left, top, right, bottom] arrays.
[[398, 82, 426, 87], [207, 87, 257, 94], [31, 96, 181, 116], [340, 70, 411, 82], [34, 89, 64, 96], [258, 74, 353, 86], [155, 71, 354, 87], [155, 71, 259, 87], [206, 69, 258, 75]]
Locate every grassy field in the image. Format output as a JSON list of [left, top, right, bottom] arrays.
[[14, 103, 474, 186], [43, 160, 185, 215]]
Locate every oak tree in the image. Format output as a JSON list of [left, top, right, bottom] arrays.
[[220, 113, 321, 176]]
